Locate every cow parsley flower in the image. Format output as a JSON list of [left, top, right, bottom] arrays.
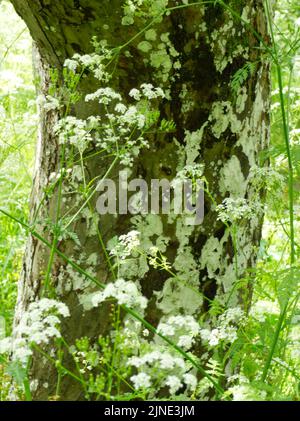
[[165, 375, 182, 394], [127, 350, 186, 371], [229, 383, 267, 401], [85, 87, 122, 104], [157, 315, 200, 350], [147, 247, 172, 270], [0, 299, 69, 366], [126, 334, 198, 397], [64, 51, 111, 82], [248, 166, 284, 192], [36, 95, 61, 112], [130, 372, 152, 389], [183, 373, 197, 390], [200, 307, 244, 348], [54, 116, 93, 152], [174, 164, 204, 181], [216, 198, 255, 223], [129, 84, 165, 101], [44, 95, 61, 111], [250, 300, 279, 322], [115, 103, 127, 114], [129, 88, 141, 101], [109, 230, 140, 260], [140, 83, 165, 99], [91, 278, 148, 311], [64, 59, 78, 72]]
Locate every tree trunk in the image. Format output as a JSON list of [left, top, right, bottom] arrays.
[[10, 0, 270, 400]]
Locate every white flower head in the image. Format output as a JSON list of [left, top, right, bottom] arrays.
[[131, 372, 152, 389], [110, 230, 140, 260], [165, 375, 182, 394], [64, 58, 78, 72], [140, 83, 165, 100], [91, 278, 147, 312], [1, 299, 69, 367], [85, 87, 122, 104], [157, 315, 200, 350], [183, 373, 197, 390], [216, 197, 255, 223], [129, 88, 141, 101]]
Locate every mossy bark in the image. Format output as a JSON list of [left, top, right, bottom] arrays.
[[11, 0, 270, 400]]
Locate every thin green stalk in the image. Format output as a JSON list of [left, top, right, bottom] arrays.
[[106, 305, 121, 397], [32, 343, 87, 388], [261, 300, 289, 382], [264, 0, 295, 264], [23, 377, 32, 401], [55, 344, 64, 397]]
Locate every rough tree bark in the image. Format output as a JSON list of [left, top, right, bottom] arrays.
[[10, 0, 270, 400]]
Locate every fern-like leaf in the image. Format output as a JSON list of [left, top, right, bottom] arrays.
[[231, 61, 258, 93]]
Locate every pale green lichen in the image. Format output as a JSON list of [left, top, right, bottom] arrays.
[[209, 101, 241, 138], [236, 87, 248, 114], [219, 155, 247, 197], [138, 41, 152, 53], [145, 29, 157, 41], [208, 11, 250, 73], [148, 33, 180, 83], [237, 67, 269, 167], [184, 125, 207, 165], [200, 237, 223, 279], [155, 279, 203, 315]]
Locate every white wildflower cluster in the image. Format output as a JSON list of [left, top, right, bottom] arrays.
[[59, 54, 166, 166], [85, 87, 122, 104], [249, 300, 280, 323], [128, 347, 197, 394], [174, 164, 204, 182], [125, 313, 200, 396], [86, 85, 163, 166], [216, 197, 257, 224], [64, 48, 112, 82], [54, 116, 100, 153], [228, 381, 267, 401], [157, 315, 200, 350], [171, 164, 204, 199], [121, 0, 169, 25], [200, 307, 244, 348], [91, 278, 148, 312], [0, 299, 69, 366], [129, 83, 165, 101], [110, 230, 140, 260], [130, 372, 152, 389], [73, 350, 94, 374], [165, 375, 184, 394]]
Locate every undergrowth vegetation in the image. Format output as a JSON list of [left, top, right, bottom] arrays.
[[0, 0, 299, 401]]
